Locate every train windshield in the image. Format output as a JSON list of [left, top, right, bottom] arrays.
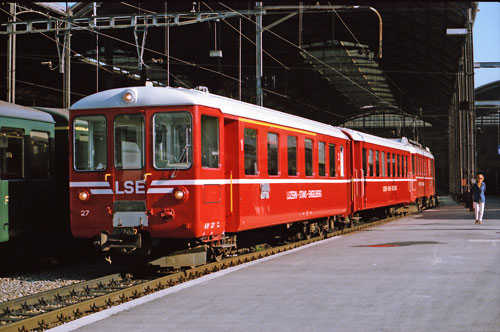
[[73, 116, 107, 171], [153, 112, 192, 169], [114, 114, 144, 170]]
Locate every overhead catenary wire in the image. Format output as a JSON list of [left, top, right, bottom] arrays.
[[327, 3, 427, 114], [201, 1, 290, 70], [218, 2, 386, 106], [7, 2, 388, 100], [8, 4, 238, 88], [2, 2, 438, 115]]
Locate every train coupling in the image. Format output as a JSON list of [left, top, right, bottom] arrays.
[[98, 227, 142, 253]]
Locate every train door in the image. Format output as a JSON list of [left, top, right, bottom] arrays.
[[351, 140, 365, 212], [223, 118, 240, 232], [0, 180, 7, 243], [109, 111, 149, 237], [0, 133, 7, 242], [199, 109, 226, 237]]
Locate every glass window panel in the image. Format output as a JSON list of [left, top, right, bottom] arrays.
[[287, 136, 297, 176], [381, 151, 385, 177], [305, 139, 313, 176], [154, 112, 192, 170], [387, 151, 391, 177], [376, 150, 380, 177], [368, 149, 373, 177], [0, 128, 24, 179], [267, 132, 279, 175], [115, 114, 144, 170], [73, 116, 107, 171], [30, 131, 49, 179], [362, 148, 367, 177], [329, 144, 336, 177], [392, 153, 395, 177], [340, 146, 344, 177], [201, 115, 219, 168], [318, 141, 325, 176], [397, 155, 400, 177], [244, 128, 258, 175]]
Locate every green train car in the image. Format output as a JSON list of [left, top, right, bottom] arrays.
[[0, 101, 69, 248]]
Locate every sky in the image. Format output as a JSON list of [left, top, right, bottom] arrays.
[[473, 2, 500, 88]]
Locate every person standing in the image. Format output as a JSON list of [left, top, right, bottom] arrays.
[[472, 173, 486, 224]]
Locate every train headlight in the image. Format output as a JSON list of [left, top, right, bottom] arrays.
[[122, 89, 136, 103], [173, 187, 189, 201], [78, 190, 90, 201]]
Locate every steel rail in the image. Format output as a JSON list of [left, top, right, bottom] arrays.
[[0, 208, 416, 332]]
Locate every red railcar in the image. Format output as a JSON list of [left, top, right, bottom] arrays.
[[69, 86, 436, 256]]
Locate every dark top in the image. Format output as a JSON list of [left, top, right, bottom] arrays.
[[472, 182, 486, 203]]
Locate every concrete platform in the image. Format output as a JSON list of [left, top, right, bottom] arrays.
[[52, 196, 500, 332]]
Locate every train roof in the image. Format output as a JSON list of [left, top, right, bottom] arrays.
[[341, 128, 411, 152], [393, 137, 434, 159], [32, 106, 69, 125], [0, 100, 54, 123], [70, 86, 348, 140]]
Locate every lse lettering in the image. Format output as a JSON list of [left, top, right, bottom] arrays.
[[115, 181, 146, 194]]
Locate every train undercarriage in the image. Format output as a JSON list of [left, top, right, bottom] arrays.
[[95, 195, 438, 269]]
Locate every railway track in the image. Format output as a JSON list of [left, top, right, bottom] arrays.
[[0, 211, 413, 332]]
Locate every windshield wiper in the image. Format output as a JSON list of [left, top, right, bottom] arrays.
[[170, 128, 191, 179]]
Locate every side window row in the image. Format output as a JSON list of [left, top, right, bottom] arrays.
[[362, 148, 411, 178], [244, 129, 344, 177]]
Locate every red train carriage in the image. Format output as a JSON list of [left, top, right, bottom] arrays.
[[401, 139, 436, 208], [69, 86, 437, 258], [69, 86, 352, 254], [342, 129, 413, 217]]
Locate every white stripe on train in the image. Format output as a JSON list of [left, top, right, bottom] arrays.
[[72, 178, 432, 195]]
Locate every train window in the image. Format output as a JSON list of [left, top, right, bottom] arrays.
[[362, 148, 367, 177], [392, 153, 396, 178], [375, 150, 380, 177], [0, 128, 24, 179], [368, 149, 373, 177], [381, 151, 385, 177], [267, 132, 279, 175], [201, 115, 219, 168], [304, 139, 313, 176], [340, 145, 344, 177], [154, 112, 192, 170], [30, 131, 49, 180], [400, 155, 403, 177], [405, 156, 408, 177], [401, 155, 404, 177], [244, 128, 258, 175], [318, 141, 325, 176], [115, 115, 144, 170], [73, 116, 107, 171], [329, 144, 336, 177], [397, 154, 400, 177], [287, 136, 297, 176], [412, 155, 415, 175], [386, 151, 391, 177]]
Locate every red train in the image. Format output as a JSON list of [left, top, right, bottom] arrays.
[[69, 86, 436, 259]]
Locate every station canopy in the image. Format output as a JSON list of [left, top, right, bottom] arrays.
[[0, 2, 474, 138]]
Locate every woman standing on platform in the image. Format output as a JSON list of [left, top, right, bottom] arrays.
[[472, 173, 486, 224]]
